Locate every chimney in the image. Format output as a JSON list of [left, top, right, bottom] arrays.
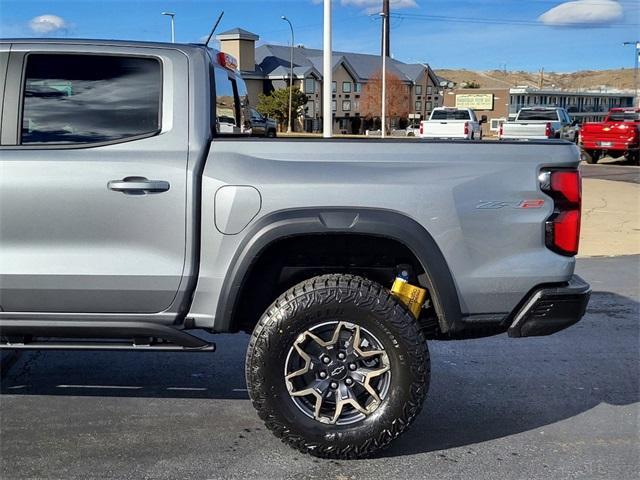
[[216, 28, 259, 72]]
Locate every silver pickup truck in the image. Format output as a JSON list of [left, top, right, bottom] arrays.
[[500, 107, 578, 141], [0, 39, 590, 459]]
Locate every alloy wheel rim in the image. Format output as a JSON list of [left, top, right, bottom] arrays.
[[284, 321, 391, 426]]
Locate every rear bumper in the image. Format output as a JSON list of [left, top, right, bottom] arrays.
[[508, 275, 591, 338], [500, 135, 550, 141], [581, 141, 639, 152]]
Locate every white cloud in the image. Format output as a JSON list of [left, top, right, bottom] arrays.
[[29, 14, 67, 34], [313, 0, 418, 14], [538, 0, 623, 27]]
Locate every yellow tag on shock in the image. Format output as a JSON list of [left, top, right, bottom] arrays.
[[390, 279, 427, 318]]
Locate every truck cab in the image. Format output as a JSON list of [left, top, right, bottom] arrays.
[[0, 40, 249, 319]]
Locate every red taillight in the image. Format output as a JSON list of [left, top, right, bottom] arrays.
[[541, 169, 581, 256], [545, 122, 553, 138], [549, 210, 581, 255], [464, 121, 469, 136], [419, 123, 423, 135], [551, 170, 581, 204]]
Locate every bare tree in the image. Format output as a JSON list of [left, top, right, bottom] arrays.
[[360, 70, 410, 131]]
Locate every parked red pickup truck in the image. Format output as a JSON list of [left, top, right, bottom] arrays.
[[579, 108, 640, 164]]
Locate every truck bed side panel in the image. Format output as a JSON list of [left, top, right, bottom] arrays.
[[190, 139, 580, 329]]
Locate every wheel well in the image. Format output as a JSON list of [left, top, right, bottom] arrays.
[[229, 234, 437, 334]]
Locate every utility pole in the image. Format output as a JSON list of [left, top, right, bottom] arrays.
[[381, 0, 390, 58], [623, 41, 639, 106], [380, 6, 389, 138], [282, 16, 295, 133], [162, 12, 175, 43], [323, 0, 332, 138], [539, 68, 544, 89]]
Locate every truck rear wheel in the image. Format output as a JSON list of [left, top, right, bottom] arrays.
[[584, 150, 600, 164], [246, 274, 430, 459]]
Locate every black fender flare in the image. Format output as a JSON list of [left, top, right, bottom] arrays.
[[214, 207, 463, 334]]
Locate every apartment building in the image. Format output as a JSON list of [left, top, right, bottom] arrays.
[[508, 87, 634, 122], [217, 28, 441, 133], [443, 86, 635, 136]]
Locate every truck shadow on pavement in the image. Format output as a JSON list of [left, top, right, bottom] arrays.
[[1, 291, 638, 457]]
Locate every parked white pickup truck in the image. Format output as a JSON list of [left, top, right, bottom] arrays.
[[419, 107, 486, 140], [500, 107, 577, 141]]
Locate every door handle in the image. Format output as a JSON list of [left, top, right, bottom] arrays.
[[108, 176, 170, 195]]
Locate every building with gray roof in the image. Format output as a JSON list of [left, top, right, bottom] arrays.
[[217, 28, 442, 133]]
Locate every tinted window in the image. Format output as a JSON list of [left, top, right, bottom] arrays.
[[22, 54, 161, 145], [431, 109, 471, 120], [608, 111, 640, 121], [517, 109, 559, 121], [214, 67, 237, 133]]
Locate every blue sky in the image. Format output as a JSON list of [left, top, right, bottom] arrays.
[[1, 1, 638, 71]]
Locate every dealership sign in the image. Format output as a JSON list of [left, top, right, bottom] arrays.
[[455, 94, 494, 110]]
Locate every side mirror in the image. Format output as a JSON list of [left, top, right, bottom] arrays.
[[480, 115, 488, 124], [571, 120, 579, 127]]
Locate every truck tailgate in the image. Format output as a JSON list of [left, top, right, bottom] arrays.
[[421, 121, 466, 138], [581, 123, 638, 147], [502, 123, 548, 139]]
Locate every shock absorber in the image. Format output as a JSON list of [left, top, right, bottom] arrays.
[[390, 268, 428, 318]]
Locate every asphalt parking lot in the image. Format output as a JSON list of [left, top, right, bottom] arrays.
[[1, 254, 638, 480], [580, 156, 640, 184]]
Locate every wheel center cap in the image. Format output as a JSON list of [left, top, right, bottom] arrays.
[[329, 363, 348, 380]]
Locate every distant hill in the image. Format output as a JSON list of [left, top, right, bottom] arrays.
[[434, 68, 635, 91]]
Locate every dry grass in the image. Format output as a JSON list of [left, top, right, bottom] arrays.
[[435, 68, 635, 91]]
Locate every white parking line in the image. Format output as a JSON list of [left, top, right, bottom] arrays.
[[56, 385, 143, 390], [166, 387, 207, 391]]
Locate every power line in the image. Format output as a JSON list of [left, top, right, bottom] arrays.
[[422, 0, 639, 6], [386, 12, 639, 28]]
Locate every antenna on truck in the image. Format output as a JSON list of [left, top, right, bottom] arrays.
[[204, 11, 225, 47]]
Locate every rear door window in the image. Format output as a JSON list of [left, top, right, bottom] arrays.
[[608, 111, 640, 122], [213, 66, 251, 135], [517, 110, 559, 121], [21, 54, 161, 145], [431, 109, 471, 121], [213, 66, 237, 133]]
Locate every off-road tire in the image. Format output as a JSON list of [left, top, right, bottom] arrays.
[[246, 274, 430, 459]]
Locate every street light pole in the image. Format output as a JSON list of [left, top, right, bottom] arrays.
[[282, 16, 295, 133], [162, 12, 175, 43], [623, 41, 639, 106], [380, 10, 388, 138], [323, 0, 332, 138]]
